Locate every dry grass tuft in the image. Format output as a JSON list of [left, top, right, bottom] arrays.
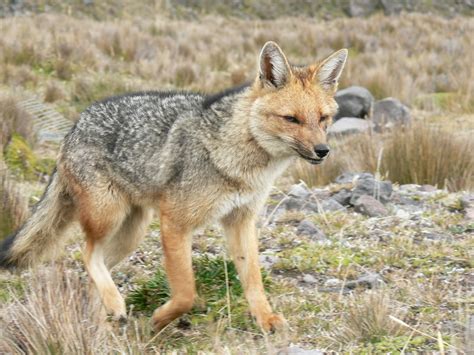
[[0, 265, 106, 354], [335, 291, 406, 345], [293, 122, 474, 191], [0, 95, 34, 149]]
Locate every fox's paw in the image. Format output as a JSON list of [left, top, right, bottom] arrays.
[[256, 313, 287, 333]]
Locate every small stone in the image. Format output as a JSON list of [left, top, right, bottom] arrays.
[[460, 193, 474, 210], [331, 189, 352, 206], [346, 272, 385, 289], [320, 199, 345, 212], [465, 207, 474, 220], [324, 278, 342, 287], [284, 197, 318, 212], [288, 183, 310, 199], [335, 172, 374, 184], [328, 117, 373, 136], [395, 208, 410, 219], [296, 220, 327, 241], [351, 176, 393, 205], [353, 195, 388, 217], [259, 255, 279, 270], [284, 346, 324, 355], [419, 184, 437, 192], [302, 274, 318, 284]]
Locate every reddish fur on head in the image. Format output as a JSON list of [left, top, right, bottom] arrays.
[[248, 41, 348, 163]]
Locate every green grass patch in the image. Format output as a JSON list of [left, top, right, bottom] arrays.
[[126, 255, 272, 329], [4, 133, 55, 181]]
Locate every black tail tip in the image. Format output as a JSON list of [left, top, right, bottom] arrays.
[[0, 232, 17, 269]]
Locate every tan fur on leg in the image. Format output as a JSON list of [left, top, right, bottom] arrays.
[[151, 208, 196, 331], [222, 209, 286, 332]]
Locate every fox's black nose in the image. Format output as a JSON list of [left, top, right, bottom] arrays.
[[314, 144, 330, 158]]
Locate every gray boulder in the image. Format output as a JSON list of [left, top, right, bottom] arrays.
[[373, 98, 411, 129], [346, 0, 379, 17], [328, 117, 373, 136], [351, 176, 393, 204], [334, 86, 374, 120], [353, 195, 389, 217]]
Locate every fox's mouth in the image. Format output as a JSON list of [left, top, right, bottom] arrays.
[[294, 150, 324, 165]]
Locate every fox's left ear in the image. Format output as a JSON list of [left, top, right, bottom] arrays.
[[315, 49, 348, 92]]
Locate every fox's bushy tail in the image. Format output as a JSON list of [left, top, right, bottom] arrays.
[[0, 171, 76, 268]]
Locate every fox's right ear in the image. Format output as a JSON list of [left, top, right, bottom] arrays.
[[258, 41, 291, 89]]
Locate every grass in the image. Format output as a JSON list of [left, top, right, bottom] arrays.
[[127, 255, 272, 330], [293, 122, 474, 191]]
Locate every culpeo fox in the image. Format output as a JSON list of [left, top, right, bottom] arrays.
[[0, 42, 347, 332]]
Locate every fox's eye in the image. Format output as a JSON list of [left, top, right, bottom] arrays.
[[320, 115, 329, 122], [283, 115, 300, 124]]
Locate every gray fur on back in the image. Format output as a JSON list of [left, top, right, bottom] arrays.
[[61, 87, 252, 201]]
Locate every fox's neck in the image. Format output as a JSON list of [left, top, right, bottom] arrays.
[[205, 90, 291, 187]]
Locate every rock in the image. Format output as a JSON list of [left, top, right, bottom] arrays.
[[334, 172, 373, 184], [460, 193, 474, 210], [380, 0, 406, 15], [324, 278, 342, 287], [346, 0, 379, 17], [419, 184, 437, 192], [334, 86, 374, 121], [283, 197, 318, 212], [302, 274, 318, 284], [296, 219, 326, 238], [284, 346, 324, 355], [395, 208, 410, 219], [296, 220, 326, 241], [259, 254, 279, 270], [372, 98, 411, 129], [353, 195, 389, 217], [346, 272, 385, 289], [465, 208, 474, 221], [331, 189, 352, 206], [320, 199, 345, 212], [328, 117, 373, 136], [351, 176, 393, 204], [288, 182, 310, 199]]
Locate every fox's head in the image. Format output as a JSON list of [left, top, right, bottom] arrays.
[[248, 41, 347, 165]]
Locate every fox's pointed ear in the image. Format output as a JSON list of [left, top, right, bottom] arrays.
[[258, 41, 291, 89], [316, 49, 348, 92]]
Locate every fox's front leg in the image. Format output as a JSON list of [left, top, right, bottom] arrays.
[[151, 210, 196, 331], [221, 209, 286, 332]]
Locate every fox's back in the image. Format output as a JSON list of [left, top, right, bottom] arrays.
[[60, 91, 207, 194]]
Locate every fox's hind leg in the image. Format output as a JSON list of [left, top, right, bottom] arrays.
[[103, 206, 153, 269], [78, 183, 130, 321], [151, 208, 195, 331]]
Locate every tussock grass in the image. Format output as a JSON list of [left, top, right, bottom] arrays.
[[0, 13, 472, 120], [335, 291, 406, 345], [0, 265, 106, 354], [293, 122, 474, 191]]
